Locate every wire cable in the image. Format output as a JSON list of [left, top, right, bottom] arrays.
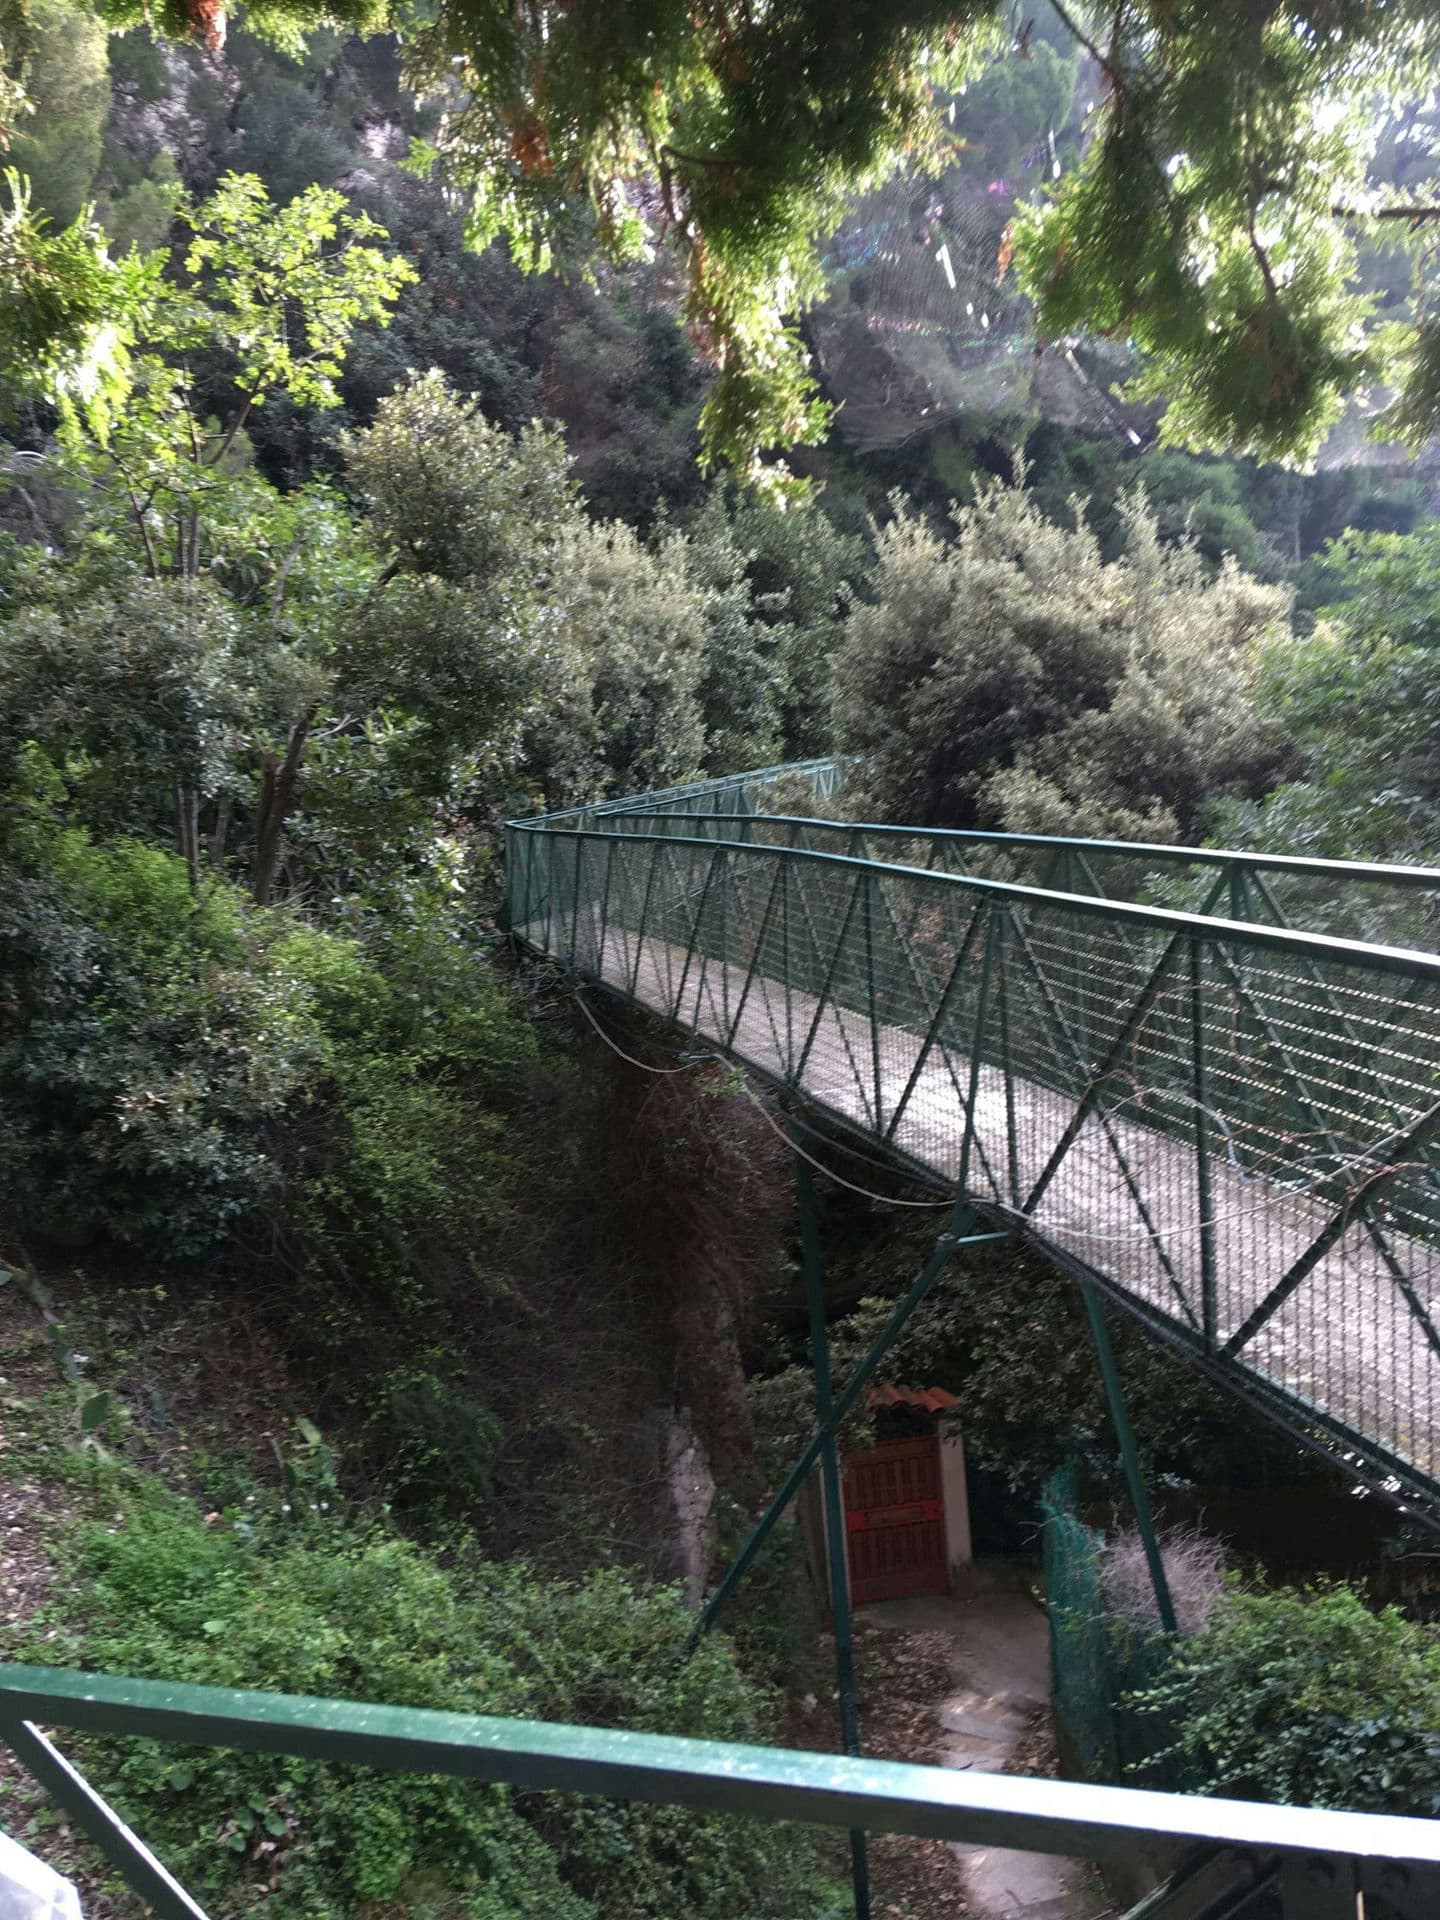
[[572, 989, 695, 1074], [734, 1077, 957, 1210], [572, 989, 959, 1209], [576, 990, 1436, 1244]]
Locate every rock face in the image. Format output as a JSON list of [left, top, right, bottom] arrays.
[[0, 1829, 84, 1920], [667, 1415, 716, 1610]]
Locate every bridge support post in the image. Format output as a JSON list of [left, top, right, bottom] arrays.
[[1078, 1281, 1177, 1635], [796, 1150, 871, 1920]]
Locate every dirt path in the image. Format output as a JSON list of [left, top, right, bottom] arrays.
[[855, 1589, 1114, 1920]]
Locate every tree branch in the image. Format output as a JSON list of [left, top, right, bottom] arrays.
[[10, 481, 54, 545], [659, 143, 743, 172], [209, 794, 232, 868], [108, 450, 161, 578], [174, 784, 200, 889], [269, 534, 305, 621], [206, 384, 264, 470], [251, 704, 316, 906], [1048, 0, 1125, 96], [1331, 203, 1440, 224], [1246, 211, 1280, 305]]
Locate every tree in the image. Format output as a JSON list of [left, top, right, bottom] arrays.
[[678, 496, 787, 777], [947, 25, 1080, 185], [0, 172, 141, 414], [1013, 2, 1440, 461], [4, 173, 415, 896], [340, 369, 581, 842], [54, 171, 415, 580], [8, 0, 108, 227], [398, 0, 999, 476], [45, 0, 1436, 479], [833, 475, 1294, 840], [712, 485, 870, 759], [1214, 523, 1440, 865], [533, 518, 710, 804], [0, 0, 28, 144], [1302, 520, 1440, 651], [0, 576, 252, 848], [342, 365, 574, 590]]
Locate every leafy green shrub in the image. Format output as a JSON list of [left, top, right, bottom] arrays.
[[25, 1500, 585, 1918], [0, 803, 538, 1299], [834, 475, 1294, 838], [374, 1368, 504, 1515], [271, 894, 538, 1311], [17, 1497, 832, 1919], [0, 825, 324, 1255], [468, 1562, 834, 1918], [1136, 1579, 1440, 1816]]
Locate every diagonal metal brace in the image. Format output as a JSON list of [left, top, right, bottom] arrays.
[[1021, 908, 1212, 1221], [1224, 1098, 1440, 1358], [687, 1208, 1008, 1651], [2, 1716, 212, 1920]]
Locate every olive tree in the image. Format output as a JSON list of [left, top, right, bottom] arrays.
[[834, 477, 1294, 841]]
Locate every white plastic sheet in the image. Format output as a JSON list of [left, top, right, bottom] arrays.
[[0, 1829, 83, 1920]]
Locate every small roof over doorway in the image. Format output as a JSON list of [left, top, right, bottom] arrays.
[[865, 1384, 957, 1414]]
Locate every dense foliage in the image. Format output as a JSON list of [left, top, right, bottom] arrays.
[[1014, 4, 1440, 460], [835, 475, 1295, 837], [1208, 519, 1440, 864], [4, 1428, 831, 1919], [1139, 1581, 1440, 1817], [4, 2, 1440, 470]]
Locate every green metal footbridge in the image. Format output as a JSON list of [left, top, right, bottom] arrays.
[[506, 756, 1440, 1518], [5, 757, 1440, 1920]]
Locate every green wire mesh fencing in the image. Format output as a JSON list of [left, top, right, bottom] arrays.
[[506, 764, 1440, 1518], [1041, 1467, 1181, 1793]]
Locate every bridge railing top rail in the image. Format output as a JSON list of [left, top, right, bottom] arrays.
[[2, 1659, 1440, 1920], [511, 757, 841, 829], [563, 809, 1440, 895], [505, 822, 1440, 981]]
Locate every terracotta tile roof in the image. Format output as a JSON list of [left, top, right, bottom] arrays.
[[866, 1384, 958, 1413]]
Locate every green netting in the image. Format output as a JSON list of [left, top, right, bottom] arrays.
[[1040, 1467, 1180, 1791], [1041, 1464, 1118, 1783]]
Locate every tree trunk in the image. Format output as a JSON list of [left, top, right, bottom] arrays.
[[174, 784, 201, 889], [251, 707, 315, 905], [209, 795, 232, 869]]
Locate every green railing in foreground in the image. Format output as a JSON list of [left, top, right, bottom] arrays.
[[3, 1660, 1440, 1920]]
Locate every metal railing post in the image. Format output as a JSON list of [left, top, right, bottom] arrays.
[[2, 1718, 212, 1920], [1190, 935, 1217, 1350], [996, 911, 1020, 1207], [959, 908, 999, 1200], [797, 1151, 871, 1920]]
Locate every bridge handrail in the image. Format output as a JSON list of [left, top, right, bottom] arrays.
[[1, 1660, 1438, 1919], [506, 822, 1440, 981], [518, 756, 842, 827], [568, 809, 1440, 894]]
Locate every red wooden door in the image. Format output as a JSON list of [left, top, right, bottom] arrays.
[[842, 1433, 948, 1604]]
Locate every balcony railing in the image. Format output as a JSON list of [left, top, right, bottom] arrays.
[[3, 1661, 1440, 1920]]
